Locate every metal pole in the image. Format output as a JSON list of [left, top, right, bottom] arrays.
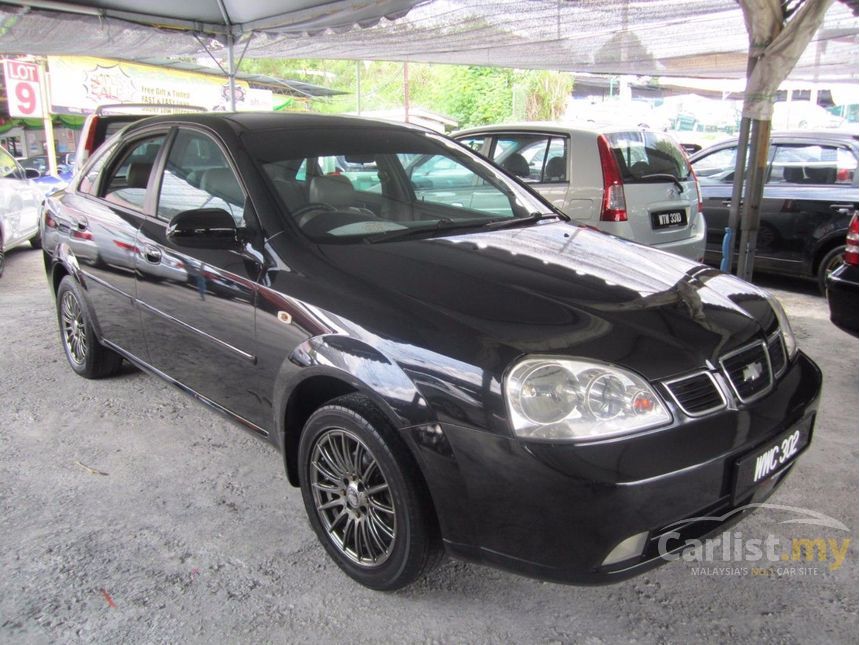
[[722, 55, 757, 274], [356, 60, 361, 115], [226, 32, 237, 111], [403, 62, 409, 123], [722, 116, 751, 273], [736, 117, 772, 282], [39, 61, 57, 177]]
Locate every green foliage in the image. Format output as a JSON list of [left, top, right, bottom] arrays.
[[240, 58, 571, 129]]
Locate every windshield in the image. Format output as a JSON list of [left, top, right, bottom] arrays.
[[605, 131, 691, 182], [244, 126, 553, 243]]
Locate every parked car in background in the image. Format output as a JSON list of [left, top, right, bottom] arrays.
[[0, 145, 43, 277], [73, 103, 207, 172], [20, 154, 75, 195], [453, 123, 706, 261], [771, 101, 845, 131], [826, 211, 858, 334], [42, 112, 821, 590], [691, 131, 859, 291]]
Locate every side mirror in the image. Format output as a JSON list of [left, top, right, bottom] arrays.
[[167, 208, 239, 250], [24, 168, 41, 179]]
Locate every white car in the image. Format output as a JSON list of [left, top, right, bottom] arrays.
[[0, 145, 43, 277], [453, 123, 706, 261]]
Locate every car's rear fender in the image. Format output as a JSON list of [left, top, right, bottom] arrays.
[[48, 243, 106, 340]]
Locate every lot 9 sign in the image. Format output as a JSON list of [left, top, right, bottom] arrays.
[[3, 60, 45, 118]]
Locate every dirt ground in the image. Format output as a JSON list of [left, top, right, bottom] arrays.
[[1, 245, 857, 644]]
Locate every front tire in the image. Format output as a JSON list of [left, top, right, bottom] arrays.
[[56, 276, 123, 379], [298, 394, 440, 590]]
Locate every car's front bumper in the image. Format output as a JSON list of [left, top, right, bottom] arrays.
[[407, 351, 822, 585], [826, 262, 858, 334]]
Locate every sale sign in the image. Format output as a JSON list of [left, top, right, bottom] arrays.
[[3, 60, 45, 118]]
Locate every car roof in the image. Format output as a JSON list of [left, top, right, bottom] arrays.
[[454, 121, 670, 137], [123, 111, 432, 137], [693, 130, 859, 157]]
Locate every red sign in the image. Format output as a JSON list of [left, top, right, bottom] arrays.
[[3, 60, 45, 118]]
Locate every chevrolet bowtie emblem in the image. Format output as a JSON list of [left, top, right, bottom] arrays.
[[742, 361, 763, 383]]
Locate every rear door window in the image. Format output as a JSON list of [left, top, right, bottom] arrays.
[[606, 131, 690, 182], [491, 134, 568, 183], [768, 143, 857, 185], [100, 135, 166, 211]]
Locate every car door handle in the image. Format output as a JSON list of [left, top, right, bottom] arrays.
[[143, 246, 162, 263], [721, 200, 743, 207], [830, 203, 855, 213]]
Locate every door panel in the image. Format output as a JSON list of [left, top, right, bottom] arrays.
[[135, 128, 265, 428], [71, 134, 167, 357]]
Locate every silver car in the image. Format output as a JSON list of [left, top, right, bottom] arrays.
[[0, 145, 43, 276], [454, 123, 706, 261]]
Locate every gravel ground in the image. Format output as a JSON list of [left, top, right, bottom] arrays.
[[1, 245, 857, 644]]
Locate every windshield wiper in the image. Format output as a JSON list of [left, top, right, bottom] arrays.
[[482, 212, 564, 230], [634, 173, 686, 193], [366, 217, 487, 244]]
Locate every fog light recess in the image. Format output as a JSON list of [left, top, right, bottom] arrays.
[[601, 531, 649, 567]]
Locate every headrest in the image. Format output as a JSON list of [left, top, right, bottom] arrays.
[[502, 152, 530, 178], [804, 166, 836, 184], [309, 175, 355, 206], [783, 166, 804, 183], [201, 168, 245, 206], [545, 156, 566, 180], [126, 162, 152, 189], [273, 178, 308, 211]]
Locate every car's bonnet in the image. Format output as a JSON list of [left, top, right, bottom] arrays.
[[309, 222, 775, 381]]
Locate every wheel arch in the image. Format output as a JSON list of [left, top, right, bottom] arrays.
[[811, 231, 847, 277], [277, 365, 429, 487]]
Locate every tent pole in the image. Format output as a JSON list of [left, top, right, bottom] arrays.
[[403, 62, 409, 123], [722, 116, 751, 273], [356, 60, 361, 115], [227, 31, 236, 111], [722, 55, 757, 274], [736, 117, 772, 281]]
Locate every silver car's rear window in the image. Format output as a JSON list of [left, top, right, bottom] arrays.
[[606, 131, 691, 182]]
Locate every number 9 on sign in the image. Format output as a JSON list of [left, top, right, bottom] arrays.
[[15, 82, 36, 115]]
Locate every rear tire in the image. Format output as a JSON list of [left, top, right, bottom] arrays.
[[56, 276, 123, 379], [817, 245, 845, 295], [298, 394, 441, 590]]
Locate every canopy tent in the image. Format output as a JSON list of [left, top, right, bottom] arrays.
[[0, 0, 855, 82], [0, 0, 856, 280]]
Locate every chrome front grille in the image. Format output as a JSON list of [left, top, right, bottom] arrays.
[[767, 331, 787, 377], [719, 340, 773, 403], [663, 371, 726, 417]]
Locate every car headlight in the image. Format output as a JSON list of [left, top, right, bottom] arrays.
[[504, 357, 672, 441], [766, 293, 797, 360]]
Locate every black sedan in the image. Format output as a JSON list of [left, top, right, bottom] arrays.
[[41, 113, 822, 590], [691, 131, 858, 291], [826, 211, 858, 334]]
